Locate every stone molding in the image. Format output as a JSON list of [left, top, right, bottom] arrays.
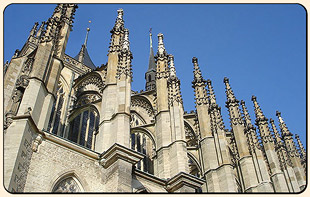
[[166, 172, 205, 192], [99, 143, 144, 169]]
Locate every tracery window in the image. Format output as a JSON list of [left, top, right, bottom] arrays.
[[188, 155, 201, 178], [52, 176, 82, 193], [48, 81, 65, 136], [130, 131, 154, 174], [68, 107, 99, 149]]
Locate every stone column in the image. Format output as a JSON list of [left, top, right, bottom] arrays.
[[154, 33, 172, 179], [95, 9, 127, 152], [167, 55, 189, 176]]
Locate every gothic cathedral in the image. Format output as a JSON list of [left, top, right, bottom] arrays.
[[3, 4, 306, 193]]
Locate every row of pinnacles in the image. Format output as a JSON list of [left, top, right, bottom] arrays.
[[4, 4, 306, 193]]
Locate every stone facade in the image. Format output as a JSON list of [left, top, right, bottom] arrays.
[[3, 4, 306, 193]]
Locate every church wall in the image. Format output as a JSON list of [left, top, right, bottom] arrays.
[[24, 138, 104, 192]]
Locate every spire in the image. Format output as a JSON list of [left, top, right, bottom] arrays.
[[206, 79, 217, 105], [276, 111, 292, 137], [111, 8, 124, 34], [84, 21, 91, 47], [29, 22, 39, 39], [147, 28, 156, 71], [295, 134, 306, 159], [241, 100, 260, 148], [251, 95, 268, 122], [192, 57, 206, 86], [270, 118, 282, 146], [36, 22, 45, 39], [224, 77, 237, 104], [73, 22, 96, 69], [240, 100, 253, 128]]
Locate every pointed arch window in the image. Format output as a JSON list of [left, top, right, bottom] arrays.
[[68, 107, 99, 150], [48, 81, 66, 136], [52, 176, 82, 193]]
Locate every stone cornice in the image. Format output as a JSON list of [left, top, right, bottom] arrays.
[[166, 172, 205, 192], [134, 169, 167, 186], [99, 143, 144, 168]]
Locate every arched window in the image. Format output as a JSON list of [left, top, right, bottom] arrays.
[[48, 81, 65, 136], [188, 154, 202, 178], [68, 107, 99, 150], [52, 176, 82, 193], [130, 130, 155, 175]]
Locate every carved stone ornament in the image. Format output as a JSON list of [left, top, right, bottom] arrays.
[[75, 75, 105, 95], [32, 134, 43, 152], [16, 75, 29, 89], [131, 98, 155, 120]]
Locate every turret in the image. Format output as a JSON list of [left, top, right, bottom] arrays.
[[276, 111, 306, 190], [251, 96, 289, 192]]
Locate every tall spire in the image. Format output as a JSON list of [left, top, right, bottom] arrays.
[[147, 28, 156, 71], [145, 28, 156, 91]]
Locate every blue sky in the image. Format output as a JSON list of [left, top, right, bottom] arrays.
[[4, 4, 306, 146]]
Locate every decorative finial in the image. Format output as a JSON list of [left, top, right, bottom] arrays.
[[241, 100, 252, 126], [224, 77, 237, 103], [276, 111, 291, 137], [206, 79, 217, 104], [122, 28, 130, 50], [251, 95, 266, 120], [117, 8, 124, 20], [149, 28, 153, 48], [84, 20, 91, 47], [157, 33, 166, 57], [192, 57, 205, 85], [169, 54, 176, 78]]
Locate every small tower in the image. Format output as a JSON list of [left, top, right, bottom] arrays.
[[145, 28, 156, 91], [276, 111, 306, 190], [270, 118, 300, 192], [251, 96, 289, 192]]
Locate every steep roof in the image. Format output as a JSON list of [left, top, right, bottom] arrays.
[[74, 44, 96, 70]]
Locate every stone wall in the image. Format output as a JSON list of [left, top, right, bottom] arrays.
[[24, 138, 104, 192]]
